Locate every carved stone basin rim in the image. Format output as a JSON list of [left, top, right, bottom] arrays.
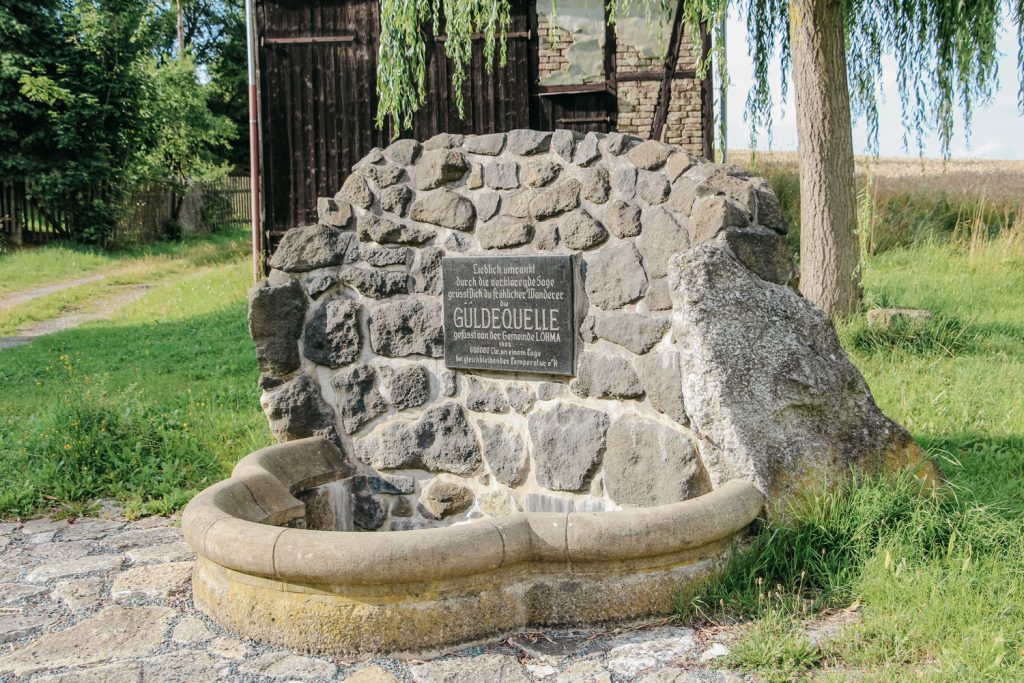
[[183, 437, 764, 585], [182, 437, 764, 656]]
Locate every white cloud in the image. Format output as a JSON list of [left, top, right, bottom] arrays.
[[721, 10, 1024, 160]]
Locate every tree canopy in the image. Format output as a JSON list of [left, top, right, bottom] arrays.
[[0, 0, 245, 244]]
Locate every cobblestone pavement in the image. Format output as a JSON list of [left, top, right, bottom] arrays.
[[0, 509, 750, 682]]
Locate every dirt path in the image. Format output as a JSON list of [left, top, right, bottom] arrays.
[[0, 274, 110, 311], [0, 284, 150, 350]]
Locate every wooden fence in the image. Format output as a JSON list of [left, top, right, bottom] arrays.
[[205, 176, 252, 223], [0, 179, 73, 246], [1, 177, 252, 247]]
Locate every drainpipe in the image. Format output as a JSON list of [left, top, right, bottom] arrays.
[[718, 10, 727, 163], [245, 0, 262, 283]]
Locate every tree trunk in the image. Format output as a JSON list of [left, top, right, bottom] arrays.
[[177, 0, 186, 56], [789, 0, 861, 318]]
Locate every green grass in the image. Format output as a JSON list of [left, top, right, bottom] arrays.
[[0, 228, 252, 335], [0, 230, 268, 518], [0, 226, 250, 295], [681, 236, 1024, 680]]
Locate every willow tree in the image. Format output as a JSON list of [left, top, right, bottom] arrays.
[[375, 0, 1024, 318]]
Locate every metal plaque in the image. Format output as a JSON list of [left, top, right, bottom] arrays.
[[442, 255, 576, 375]]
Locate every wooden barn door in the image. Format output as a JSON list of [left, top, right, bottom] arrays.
[[409, 1, 535, 137], [257, 0, 388, 238]]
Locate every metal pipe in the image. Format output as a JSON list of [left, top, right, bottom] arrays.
[[719, 9, 727, 163], [245, 0, 262, 283]]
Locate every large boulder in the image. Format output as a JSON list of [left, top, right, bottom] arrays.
[[669, 244, 937, 510]]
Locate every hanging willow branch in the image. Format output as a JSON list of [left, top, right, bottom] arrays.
[[377, 0, 1024, 157], [376, 0, 510, 132]]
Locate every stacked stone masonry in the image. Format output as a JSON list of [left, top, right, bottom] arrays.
[[249, 129, 805, 533]]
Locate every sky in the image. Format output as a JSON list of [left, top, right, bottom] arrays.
[[721, 10, 1024, 159]]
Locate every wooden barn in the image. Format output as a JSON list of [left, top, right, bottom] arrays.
[[253, 0, 715, 254]]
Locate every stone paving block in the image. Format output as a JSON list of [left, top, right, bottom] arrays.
[[263, 653, 338, 679], [208, 635, 251, 660], [34, 661, 143, 683], [53, 576, 105, 611], [60, 520, 125, 542], [103, 528, 181, 551], [525, 663, 559, 678], [141, 650, 226, 682], [344, 665, 402, 682], [171, 616, 213, 644], [411, 653, 531, 683], [21, 519, 68, 536], [606, 633, 696, 677], [26, 554, 124, 583], [553, 659, 612, 683], [0, 608, 61, 643], [21, 539, 95, 562], [0, 605, 174, 676], [126, 540, 194, 565], [0, 582, 47, 604], [110, 561, 192, 601]]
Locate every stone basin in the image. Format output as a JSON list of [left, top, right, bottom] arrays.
[[183, 437, 763, 657], [186, 130, 933, 657]]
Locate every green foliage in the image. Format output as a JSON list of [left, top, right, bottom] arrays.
[[1, 1, 240, 245], [377, 0, 511, 132], [140, 54, 235, 192], [14, 0, 163, 243], [0, 0, 63, 178], [204, 1, 249, 171], [734, 0, 1024, 156]]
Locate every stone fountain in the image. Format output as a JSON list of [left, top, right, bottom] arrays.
[[183, 130, 935, 656]]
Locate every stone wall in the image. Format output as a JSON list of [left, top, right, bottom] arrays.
[[249, 129, 929, 532]]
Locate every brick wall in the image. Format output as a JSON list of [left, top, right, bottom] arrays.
[[537, 17, 575, 83], [535, 15, 708, 157], [613, 25, 705, 155]]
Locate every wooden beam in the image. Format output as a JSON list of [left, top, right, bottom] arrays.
[[616, 69, 697, 82], [650, 0, 688, 141], [264, 35, 355, 45], [537, 82, 612, 96], [556, 116, 613, 124]]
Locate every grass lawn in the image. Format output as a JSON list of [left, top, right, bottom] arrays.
[[685, 236, 1024, 680], [0, 205, 1021, 678], [0, 228, 268, 517]]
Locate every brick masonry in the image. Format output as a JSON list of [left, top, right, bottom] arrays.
[[537, 7, 707, 156]]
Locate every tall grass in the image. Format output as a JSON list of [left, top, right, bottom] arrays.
[[735, 151, 1024, 258], [679, 476, 1024, 680]]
